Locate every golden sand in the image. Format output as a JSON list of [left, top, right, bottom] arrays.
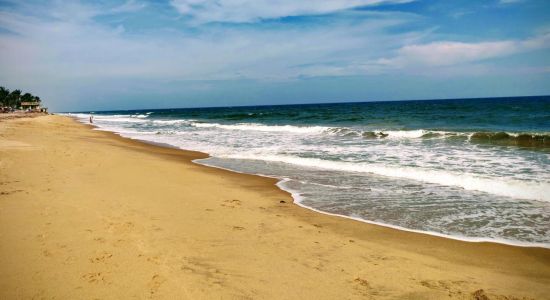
[[1, 115, 549, 299]]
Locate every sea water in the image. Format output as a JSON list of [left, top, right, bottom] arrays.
[[65, 96, 550, 247]]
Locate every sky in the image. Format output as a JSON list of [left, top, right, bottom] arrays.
[[0, 0, 549, 111]]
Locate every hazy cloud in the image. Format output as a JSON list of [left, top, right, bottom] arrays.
[[499, 0, 524, 4], [379, 34, 550, 67], [170, 0, 414, 23]]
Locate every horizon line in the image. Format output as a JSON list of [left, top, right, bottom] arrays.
[[59, 94, 550, 114]]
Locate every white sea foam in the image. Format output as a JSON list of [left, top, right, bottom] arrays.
[[132, 114, 149, 118], [64, 113, 147, 123], [63, 113, 90, 119], [152, 119, 191, 125], [101, 117, 146, 123], [383, 129, 427, 138], [274, 179, 550, 248], [64, 114, 549, 143], [185, 122, 475, 140], [66, 114, 473, 139], [190, 122, 435, 137], [224, 154, 550, 202], [190, 122, 330, 133]]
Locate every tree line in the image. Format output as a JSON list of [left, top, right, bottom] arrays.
[[0, 86, 42, 108]]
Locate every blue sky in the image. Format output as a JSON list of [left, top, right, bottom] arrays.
[[0, 0, 549, 111]]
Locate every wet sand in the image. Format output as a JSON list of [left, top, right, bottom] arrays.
[[1, 115, 549, 299]]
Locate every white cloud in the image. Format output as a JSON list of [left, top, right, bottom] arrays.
[[108, 0, 147, 14], [379, 34, 550, 67], [0, 4, 419, 83], [499, 0, 524, 4], [170, 0, 414, 23]]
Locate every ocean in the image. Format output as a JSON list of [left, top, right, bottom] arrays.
[[65, 96, 550, 247]]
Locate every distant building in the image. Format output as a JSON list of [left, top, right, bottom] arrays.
[[20, 102, 47, 113], [21, 102, 40, 109]]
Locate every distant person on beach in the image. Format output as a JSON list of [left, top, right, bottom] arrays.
[[89, 115, 93, 124]]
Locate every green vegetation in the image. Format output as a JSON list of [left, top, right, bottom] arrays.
[[0, 86, 43, 109]]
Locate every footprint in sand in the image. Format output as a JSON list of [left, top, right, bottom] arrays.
[[89, 252, 113, 263], [420, 279, 470, 297], [81, 272, 107, 284], [106, 220, 135, 234], [138, 253, 163, 265], [151, 225, 163, 232], [180, 257, 226, 285], [352, 277, 375, 297], [221, 199, 241, 208], [354, 277, 371, 288], [471, 289, 490, 300], [148, 274, 166, 297], [93, 237, 106, 243], [0, 189, 24, 195]]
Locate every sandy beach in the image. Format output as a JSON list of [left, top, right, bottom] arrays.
[[0, 115, 549, 299]]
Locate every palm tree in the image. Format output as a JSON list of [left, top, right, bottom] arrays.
[[21, 92, 34, 103], [7, 89, 21, 108], [0, 87, 9, 107], [0, 87, 44, 110]]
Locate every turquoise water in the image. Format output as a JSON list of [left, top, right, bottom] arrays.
[[66, 96, 550, 246]]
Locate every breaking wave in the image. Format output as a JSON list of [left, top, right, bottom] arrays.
[[223, 154, 550, 202], [64, 113, 550, 148]]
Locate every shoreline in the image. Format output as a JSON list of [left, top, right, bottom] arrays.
[[2, 115, 549, 299], [81, 116, 550, 249], [197, 158, 550, 249]]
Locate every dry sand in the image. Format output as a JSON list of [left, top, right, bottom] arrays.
[[1, 115, 549, 299], [0, 112, 47, 121]]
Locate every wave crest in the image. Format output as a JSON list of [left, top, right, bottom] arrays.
[[470, 132, 550, 148], [224, 154, 550, 202]]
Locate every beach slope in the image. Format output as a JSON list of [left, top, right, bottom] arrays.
[[1, 115, 549, 299]]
